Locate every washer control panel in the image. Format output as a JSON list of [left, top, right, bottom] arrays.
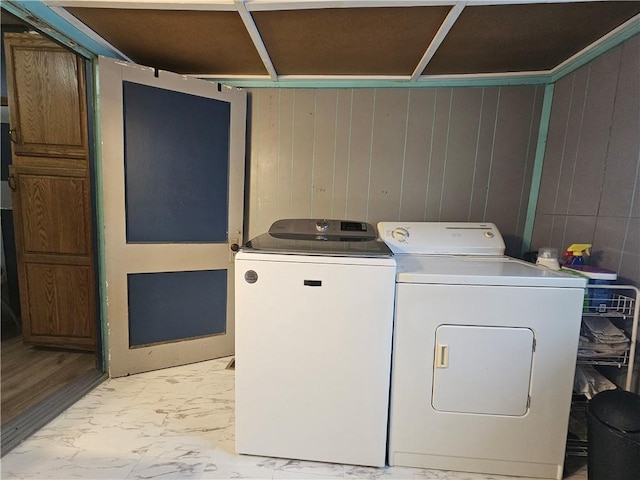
[[269, 218, 375, 239]]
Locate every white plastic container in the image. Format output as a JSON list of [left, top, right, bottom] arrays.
[[536, 247, 560, 270]]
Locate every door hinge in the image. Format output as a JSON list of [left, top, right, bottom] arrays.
[[532, 338, 536, 352], [527, 396, 531, 409]]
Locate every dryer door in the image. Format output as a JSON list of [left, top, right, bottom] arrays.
[[432, 325, 534, 416]]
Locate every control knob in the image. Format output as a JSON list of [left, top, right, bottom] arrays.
[[316, 219, 330, 232], [392, 227, 410, 242]]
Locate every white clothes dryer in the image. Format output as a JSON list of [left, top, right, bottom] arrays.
[[377, 222, 587, 480]]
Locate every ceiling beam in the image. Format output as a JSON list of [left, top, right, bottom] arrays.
[[243, 0, 612, 12], [47, 0, 628, 11], [411, 1, 465, 81], [48, 0, 237, 10], [213, 72, 551, 88], [4, 0, 119, 58], [245, 1, 457, 11], [234, 0, 278, 80]]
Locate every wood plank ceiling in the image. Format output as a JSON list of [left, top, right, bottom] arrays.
[[38, 1, 640, 83]]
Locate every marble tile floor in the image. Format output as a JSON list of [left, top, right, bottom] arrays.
[[1, 357, 587, 480]]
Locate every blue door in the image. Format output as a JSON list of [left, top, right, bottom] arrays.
[[98, 57, 246, 377]]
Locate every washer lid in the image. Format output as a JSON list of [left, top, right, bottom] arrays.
[[241, 233, 393, 257], [396, 255, 587, 287], [241, 218, 393, 257], [242, 233, 393, 257]]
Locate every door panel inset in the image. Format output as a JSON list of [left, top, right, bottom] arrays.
[[17, 171, 90, 255], [123, 81, 230, 243], [432, 325, 534, 416], [26, 263, 94, 341], [127, 270, 228, 347]]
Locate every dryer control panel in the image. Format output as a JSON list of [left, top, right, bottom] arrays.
[[377, 222, 506, 255]]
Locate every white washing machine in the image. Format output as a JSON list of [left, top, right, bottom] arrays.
[[235, 219, 396, 467], [377, 222, 587, 480]]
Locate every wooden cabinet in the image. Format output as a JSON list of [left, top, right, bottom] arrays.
[[3, 33, 88, 162], [4, 33, 96, 350]]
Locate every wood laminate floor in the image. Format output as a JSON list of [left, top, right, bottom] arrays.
[[1, 322, 97, 426]]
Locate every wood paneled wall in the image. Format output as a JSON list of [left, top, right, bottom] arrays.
[[246, 85, 543, 257], [532, 34, 639, 286]]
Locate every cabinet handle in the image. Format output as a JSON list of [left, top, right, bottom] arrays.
[[8, 128, 18, 144], [8, 174, 17, 191]]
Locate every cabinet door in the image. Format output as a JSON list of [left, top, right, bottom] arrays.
[[3, 33, 88, 162], [9, 165, 96, 350]]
